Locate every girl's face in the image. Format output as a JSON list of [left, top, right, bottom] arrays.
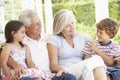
[[62, 15, 75, 36], [96, 29, 111, 43], [13, 26, 25, 42]]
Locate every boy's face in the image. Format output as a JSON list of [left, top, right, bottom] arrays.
[[96, 29, 111, 44]]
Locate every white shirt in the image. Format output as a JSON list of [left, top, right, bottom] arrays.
[[23, 33, 50, 71]]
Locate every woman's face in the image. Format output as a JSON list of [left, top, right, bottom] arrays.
[[62, 15, 75, 36]]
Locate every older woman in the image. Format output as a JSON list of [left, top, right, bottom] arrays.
[[47, 9, 107, 80]]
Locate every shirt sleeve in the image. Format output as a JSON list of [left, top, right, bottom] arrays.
[[109, 42, 120, 57], [47, 35, 59, 47]]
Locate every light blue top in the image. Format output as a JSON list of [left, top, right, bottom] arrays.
[[47, 33, 91, 68]]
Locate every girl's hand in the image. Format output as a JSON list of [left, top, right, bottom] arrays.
[[56, 69, 68, 77]]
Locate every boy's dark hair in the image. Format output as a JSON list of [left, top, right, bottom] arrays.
[[5, 20, 24, 47], [96, 18, 119, 38]]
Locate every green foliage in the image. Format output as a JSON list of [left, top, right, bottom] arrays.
[[4, 0, 22, 21], [52, 3, 95, 26], [108, 1, 120, 44]]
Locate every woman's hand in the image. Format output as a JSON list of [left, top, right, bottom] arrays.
[[56, 69, 68, 77]]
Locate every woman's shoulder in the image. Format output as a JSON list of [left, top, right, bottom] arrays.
[[48, 34, 62, 40], [74, 33, 90, 38]]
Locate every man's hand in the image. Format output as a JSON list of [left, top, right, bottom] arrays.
[[8, 57, 24, 77], [13, 64, 24, 78]]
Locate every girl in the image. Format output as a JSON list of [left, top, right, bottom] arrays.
[[0, 20, 54, 80]]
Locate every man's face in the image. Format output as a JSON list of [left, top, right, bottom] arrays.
[[26, 15, 42, 35]]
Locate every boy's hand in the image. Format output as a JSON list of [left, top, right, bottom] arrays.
[[88, 42, 100, 54]]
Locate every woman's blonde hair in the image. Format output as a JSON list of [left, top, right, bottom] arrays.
[[53, 9, 76, 35]]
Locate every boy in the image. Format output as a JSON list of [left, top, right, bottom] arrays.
[[82, 18, 120, 80]]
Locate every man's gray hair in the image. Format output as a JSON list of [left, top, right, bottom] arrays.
[[19, 9, 38, 26]]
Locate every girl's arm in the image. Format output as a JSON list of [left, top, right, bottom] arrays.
[[0, 44, 13, 79], [47, 43, 67, 76], [25, 45, 36, 68]]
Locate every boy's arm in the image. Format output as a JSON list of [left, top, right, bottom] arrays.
[[89, 43, 115, 66]]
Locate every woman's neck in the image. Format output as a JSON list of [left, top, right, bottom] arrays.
[[61, 33, 74, 48], [61, 33, 72, 40]]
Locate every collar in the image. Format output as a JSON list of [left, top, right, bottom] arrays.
[[24, 33, 48, 42], [99, 40, 112, 46]]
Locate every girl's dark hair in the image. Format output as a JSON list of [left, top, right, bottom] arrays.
[[5, 20, 24, 47]]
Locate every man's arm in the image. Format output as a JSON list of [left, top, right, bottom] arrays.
[[7, 57, 24, 77]]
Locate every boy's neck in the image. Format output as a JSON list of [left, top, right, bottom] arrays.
[[99, 40, 112, 46]]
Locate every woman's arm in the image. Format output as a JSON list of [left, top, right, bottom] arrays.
[[47, 43, 67, 74], [25, 45, 36, 68]]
